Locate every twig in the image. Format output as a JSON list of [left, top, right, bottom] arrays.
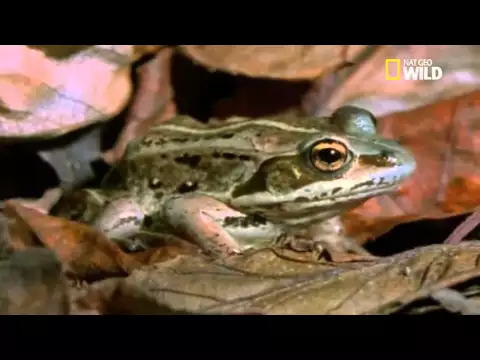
[[444, 211, 480, 245], [431, 288, 480, 315]]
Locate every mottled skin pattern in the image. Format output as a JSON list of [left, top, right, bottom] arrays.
[[52, 107, 416, 257]]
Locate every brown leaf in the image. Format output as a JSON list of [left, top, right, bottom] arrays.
[[132, 45, 163, 61], [104, 48, 177, 164], [130, 243, 199, 266], [343, 90, 480, 242], [73, 276, 200, 314], [319, 45, 480, 117], [0, 45, 136, 139], [3, 200, 200, 283], [4, 200, 139, 280], [0, 248, 69, 314], [76, 242, 480, 315], [71, 278, 122, 315], [180, 45, 367, 80], [1, 205, 38, 250]]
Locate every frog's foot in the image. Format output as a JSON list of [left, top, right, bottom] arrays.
[[279, 232, 374, 262], [312, 217, 375, 261], [312, 234, 375, 262], [277, 234, 315, 253], [164, 195, 253, 258]]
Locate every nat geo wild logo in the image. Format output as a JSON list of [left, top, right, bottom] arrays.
[[385, 58, 443, 81]]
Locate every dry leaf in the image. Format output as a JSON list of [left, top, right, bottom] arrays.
[[104, 48, 177, 164], [342, 90, 480, 242], [4, 200, 138, 279], [0, 248, 69, 314], [72, 242, 480, 315], [132, 45, 163, 61], [0, 45, 135, 139], [180, 45, 367, 80], [3, 200, 201, 282], [71, 278, 122, 315], [319, 45, 480, 117]]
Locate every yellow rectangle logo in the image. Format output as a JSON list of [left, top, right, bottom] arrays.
[[385, 59, 401, 80]]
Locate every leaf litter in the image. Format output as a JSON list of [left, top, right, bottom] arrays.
[[1, 45, 480, 314]]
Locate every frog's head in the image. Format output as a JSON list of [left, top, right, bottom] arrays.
[[230, 106, 416, 225]]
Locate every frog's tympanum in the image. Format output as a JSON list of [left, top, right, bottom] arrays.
[[52, 106, 416, 257]]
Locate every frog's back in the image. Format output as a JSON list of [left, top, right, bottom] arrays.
[[123, 115, 337, 161], [101, 116, 274, 199]]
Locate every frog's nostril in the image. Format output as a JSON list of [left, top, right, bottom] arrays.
[[380, 150, 399, 166], [380, 150, 392, 159]]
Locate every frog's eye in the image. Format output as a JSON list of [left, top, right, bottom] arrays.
[[310, 140, 349, 172]]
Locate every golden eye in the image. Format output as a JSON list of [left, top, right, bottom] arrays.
[[310, 140, 349, 172]]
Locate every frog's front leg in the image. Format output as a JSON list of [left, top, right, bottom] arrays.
[[163, 195, 282, 258]]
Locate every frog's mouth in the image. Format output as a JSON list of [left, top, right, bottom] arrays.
[[243, 182, 400, 225]]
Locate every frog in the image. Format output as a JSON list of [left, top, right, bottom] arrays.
[[51, 106, 416, 258]]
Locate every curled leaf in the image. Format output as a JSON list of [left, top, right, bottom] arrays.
[[4, 200, 138, 280]]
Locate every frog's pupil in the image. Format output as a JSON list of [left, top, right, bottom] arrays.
[[317, 148, 342, 164]]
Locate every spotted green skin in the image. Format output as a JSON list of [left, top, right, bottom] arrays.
[[52, 107, 416, 256]]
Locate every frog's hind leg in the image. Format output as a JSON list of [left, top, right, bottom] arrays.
[[51, 189, 147, 251], [91, 196, 145, 241]]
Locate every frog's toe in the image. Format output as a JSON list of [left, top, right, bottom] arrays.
[[279, 232, 375, 262], [313, 235, 376, 262], [277, 233, 315, 252]]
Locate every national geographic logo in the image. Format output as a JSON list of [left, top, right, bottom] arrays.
[[385, 58, 443, 81]]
